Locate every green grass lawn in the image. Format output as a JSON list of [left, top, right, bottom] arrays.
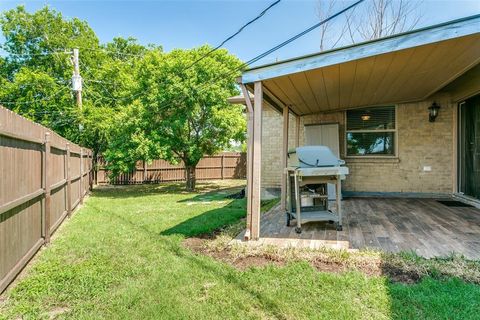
[[1, 180, 479, 319]]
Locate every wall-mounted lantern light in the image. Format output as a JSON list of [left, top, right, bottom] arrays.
[[428, 102, 440, 122]]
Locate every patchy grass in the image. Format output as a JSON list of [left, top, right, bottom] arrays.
[[200, 237, 480, 284], [1, 181, 480, 320]]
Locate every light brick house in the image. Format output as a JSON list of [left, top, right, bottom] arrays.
[[233, 15, 480, 240]]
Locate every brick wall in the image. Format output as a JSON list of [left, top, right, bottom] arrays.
[[261, 108, 297, 196], [260, 94, 455, 196]]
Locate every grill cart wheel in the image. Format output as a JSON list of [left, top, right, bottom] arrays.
[[286, 212, 291, 226], [295, 227, 302, 234], [336, 224, 343, 231]]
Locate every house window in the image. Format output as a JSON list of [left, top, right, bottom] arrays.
[[346, 106, 396, 156]]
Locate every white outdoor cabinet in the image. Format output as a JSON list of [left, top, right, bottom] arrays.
[[304, 123, 341, 200]]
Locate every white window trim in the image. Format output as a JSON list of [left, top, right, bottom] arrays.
[[344, 105, 398, 158]]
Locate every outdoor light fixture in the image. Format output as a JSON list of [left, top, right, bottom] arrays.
[[428, 102, 441, 122]]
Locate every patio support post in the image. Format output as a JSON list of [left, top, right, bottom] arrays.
[[251, 81, 263, 240], [240, 84, 254, 241], [281, 106, 289, 210]]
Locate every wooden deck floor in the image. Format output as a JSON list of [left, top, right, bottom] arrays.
[[249, 198, 480, 259]]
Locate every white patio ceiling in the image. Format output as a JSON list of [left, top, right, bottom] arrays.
[[241, 14, 480, 115]]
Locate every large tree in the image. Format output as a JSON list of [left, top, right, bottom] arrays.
[[104, 46, 246, 191], [0, 6, 154, 158], [0, 6, 245, 191]]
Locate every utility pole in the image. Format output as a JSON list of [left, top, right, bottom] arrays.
[[71, 48, 83, 133], [72, 48, 82, 110]]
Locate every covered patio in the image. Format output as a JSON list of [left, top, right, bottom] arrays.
[[244, 197, 480, 259], [236, 14, 480, 253]]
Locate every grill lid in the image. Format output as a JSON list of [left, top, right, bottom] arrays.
[[295, 146, 345, 168]]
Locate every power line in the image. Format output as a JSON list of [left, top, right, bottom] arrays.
[[0, 50, 72, 58], [78, 0, 281, 90], [128, 0, 366, 108], [75, 46, 151, 58], [5, 0, 364, 121], [242, 0, 366, 67], [0, 86, 70, 105], [179, 0, 367, 105], [79, 0, 365, 116]]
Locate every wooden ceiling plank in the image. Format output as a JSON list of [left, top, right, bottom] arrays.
[[304, 68, 330, 110], [266, 79, 293, 105], [359, 53, 395, 106], [322, 65, 341, 111], [349, 56, 377, 109], [384, 44, 438, 102], [374, 48, 416, 103], [287, 75, 314, 114], [286, 73, 318, 113], [338, 60, 358, 109], [420, 38, 480, 99], [272, 76, 309, 115], [400, 38, 474, 99], [268, 78, 303, 115]]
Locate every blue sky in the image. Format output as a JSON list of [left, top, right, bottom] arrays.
[[0, 0, 479, 66]]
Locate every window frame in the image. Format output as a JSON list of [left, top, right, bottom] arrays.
[[344, 105, 398, 158]]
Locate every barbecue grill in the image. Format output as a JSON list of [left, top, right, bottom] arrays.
[[285, 146, 349, 233]]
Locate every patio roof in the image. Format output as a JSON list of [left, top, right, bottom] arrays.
[[240, 14, 480, 115]]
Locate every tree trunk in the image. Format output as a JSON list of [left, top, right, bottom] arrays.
[[185, 165, 196, 191]]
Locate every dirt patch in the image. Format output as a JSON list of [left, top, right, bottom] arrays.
[[184, 237, 284, 270], [234, 256, 283, 270], [381, 262, 422, 284], [47, 306, 71, 319], [183, 237, 424, 284], [311, 259, 348, 275]]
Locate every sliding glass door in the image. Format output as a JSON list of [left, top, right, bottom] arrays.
[[459, 94, 480, 200]]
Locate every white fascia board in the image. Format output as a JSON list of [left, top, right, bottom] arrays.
[[241, 15, 480, 84]]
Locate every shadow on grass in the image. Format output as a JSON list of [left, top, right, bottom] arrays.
[[176, 186, 245, 204], [161, 198, 247, 237], [165, 197, 278, 238], [86, 201, 288, 318]]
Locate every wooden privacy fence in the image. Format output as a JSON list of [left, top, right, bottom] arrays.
[[0, 106, 93, 293], [96, 152, 246, 184]]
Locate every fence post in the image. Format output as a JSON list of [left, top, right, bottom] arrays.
[[43, 132, 51, 244], [66, 143, 72, 217], [80, 148, 84, 204], [221, 154, 225, 180], [88, 151, 93, 192], [143, 160, 147, 183], [95, 154, 100, 185]]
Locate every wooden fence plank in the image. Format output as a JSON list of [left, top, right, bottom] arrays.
[[0, 106, 92, 293], [66, 144, 72, 217], [96, 152, 246, 185], [43, 132, 51, 244], [79, 148, 83, 204]]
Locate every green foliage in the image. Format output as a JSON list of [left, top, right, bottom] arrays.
[[0, 6, 152, 152], [137, 47, 245, 167], [0, 6, 245, 189], [103, 46, 246, 188]]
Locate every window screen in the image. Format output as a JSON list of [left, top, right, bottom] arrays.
[[346, 106, 396, 156]]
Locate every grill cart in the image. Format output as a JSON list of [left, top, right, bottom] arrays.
[[285, 146, 349, 233]]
